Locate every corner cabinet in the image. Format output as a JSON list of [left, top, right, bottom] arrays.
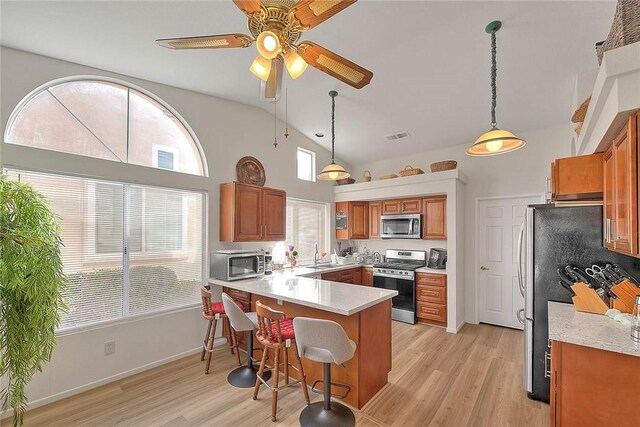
[[602, 112, 639, 256], [220, 182, 286, 242], [336, 201, 369, 240], [423, 196, 447, 240]]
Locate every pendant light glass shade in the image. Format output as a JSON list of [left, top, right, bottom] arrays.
[[318, 91, 350, 181], [284, 50, 308, 79], [249, 55, 272, 81], [468, 20, 525, 156], [256, 31, 281, 60], [467, 127, 526, 156]]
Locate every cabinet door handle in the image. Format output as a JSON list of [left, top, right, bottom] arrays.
[[605, 218, 610, 243], [544, 351, 552, 378], [611, 219, 616, 241]]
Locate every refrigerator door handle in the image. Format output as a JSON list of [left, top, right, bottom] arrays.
[[516, 221, 525, 298], [525, 207, 534, 320]]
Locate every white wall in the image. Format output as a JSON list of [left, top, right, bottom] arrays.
[[0, 47, 348, 410], [350, 124, 572, 323]]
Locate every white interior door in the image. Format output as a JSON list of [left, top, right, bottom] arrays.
[[478, 195, 543, 329]]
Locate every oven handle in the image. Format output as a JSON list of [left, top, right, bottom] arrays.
[[373, 272, 414, 280]]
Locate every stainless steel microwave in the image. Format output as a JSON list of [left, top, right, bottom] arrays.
[[380, 214, 421, 239], [210, 250, 265, 281]]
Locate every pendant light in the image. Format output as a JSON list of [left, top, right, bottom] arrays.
[[467, 21, 525, 156], [318, 91, 350, 180]]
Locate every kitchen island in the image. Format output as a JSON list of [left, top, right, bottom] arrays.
[[209, 267, 397, 409], [547, 302, 640, 426]]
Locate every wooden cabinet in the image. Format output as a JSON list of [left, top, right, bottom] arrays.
[[362, 267, 373, 286], [603, 114, 638, 256], [321, 267, 370, 286], [369, 201, 382, 239], [220, 182, 286, 242], [549, 153, 604, 202], [416, 273, 447, 327], [423, 196, 447, 240], [550, 340, 640, 426], [336, 201, 369, 240], [382, 198, 422, 215]]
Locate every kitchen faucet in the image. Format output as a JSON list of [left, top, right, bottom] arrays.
[[314, 242, 319, 265]]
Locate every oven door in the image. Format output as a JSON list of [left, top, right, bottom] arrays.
[[373, 273, 416, 324], [228, 255, 261, 280], [380, 215, 421, 239]]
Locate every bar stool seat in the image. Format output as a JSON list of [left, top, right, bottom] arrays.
[[294, 317, 357, 427], [221, 293, 271, 388]]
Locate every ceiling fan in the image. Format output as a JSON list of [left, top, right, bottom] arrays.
[[156, 0, 373, 101]]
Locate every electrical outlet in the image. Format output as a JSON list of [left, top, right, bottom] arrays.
[[104, 341, 116, 356]]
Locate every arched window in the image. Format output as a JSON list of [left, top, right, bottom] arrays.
[[5, 76, 207, 176]]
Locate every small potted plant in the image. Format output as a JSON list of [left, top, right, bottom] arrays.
[[285, 245, 299, 269]]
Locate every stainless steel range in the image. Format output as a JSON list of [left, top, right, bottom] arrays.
[[373, 249, 426, 324]]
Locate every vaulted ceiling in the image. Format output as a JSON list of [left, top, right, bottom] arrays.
[[0, 1, 616, 164]]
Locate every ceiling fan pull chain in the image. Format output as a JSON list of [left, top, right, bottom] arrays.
[[284, 86, 289, 139], [273, 99, 278, 148], [490, 29, 497, 129]]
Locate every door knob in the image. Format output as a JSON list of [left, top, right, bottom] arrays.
[[480, 266, 489, 271]]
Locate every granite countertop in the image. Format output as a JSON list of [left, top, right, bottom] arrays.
[[548, 301, 640, 358], [415, 267, 447, 275], [209, 268, 397, 316]]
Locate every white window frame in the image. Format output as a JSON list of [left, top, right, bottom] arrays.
[[296, 147, 316, 182]]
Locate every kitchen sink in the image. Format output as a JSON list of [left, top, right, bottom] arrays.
[[309, 264, 341, 269]]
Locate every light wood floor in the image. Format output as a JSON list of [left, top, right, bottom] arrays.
[[8, 322, 549, 427]]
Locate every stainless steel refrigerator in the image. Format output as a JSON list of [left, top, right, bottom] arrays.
[[520, 204, 640, 402]]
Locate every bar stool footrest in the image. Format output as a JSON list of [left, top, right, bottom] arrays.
[[310, 380, 351, 399]]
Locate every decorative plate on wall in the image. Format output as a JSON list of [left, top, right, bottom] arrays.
[[236, 156, 266, 186]]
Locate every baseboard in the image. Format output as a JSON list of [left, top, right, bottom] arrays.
[[446, 321, 466, 334], [0, 339, 226, 419]]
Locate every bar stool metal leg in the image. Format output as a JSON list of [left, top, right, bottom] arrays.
[[299, 363, 355, 427], [227, 331, 271, 388]]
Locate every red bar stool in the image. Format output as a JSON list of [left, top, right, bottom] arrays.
[[253, 300, 310, 422], [200, 285, 243, 374]]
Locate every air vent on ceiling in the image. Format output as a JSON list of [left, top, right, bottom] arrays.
[[385, 131, 410, 141]]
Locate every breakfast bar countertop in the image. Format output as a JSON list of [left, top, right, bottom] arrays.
[[548, 301, 640, 357], [209, 268, 397, 316]]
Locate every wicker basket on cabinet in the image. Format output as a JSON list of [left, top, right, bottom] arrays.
[[596, 0, 640, 65], [430, 161, 457, 173]]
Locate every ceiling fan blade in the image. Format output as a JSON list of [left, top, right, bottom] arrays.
[[297, 41, 372, 89], [156, 34, 253, 49], [233, 0, 263, 15], [290, 0, 357, 29]]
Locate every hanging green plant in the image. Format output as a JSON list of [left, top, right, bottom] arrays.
[[0, 174, 67, 426]]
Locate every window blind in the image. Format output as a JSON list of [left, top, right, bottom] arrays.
[[5, 170, 205, 330], [286, 198, 329, 263]]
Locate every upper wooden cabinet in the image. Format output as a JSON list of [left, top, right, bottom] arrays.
[[423, 196, 447, 240], [603, 113, 638, 256], [369, 201, 382, 239], [549, 153, 604, 201], [336, 201, 369, 240], [382, 198, 422, 215], [220, 182, 286, 242]]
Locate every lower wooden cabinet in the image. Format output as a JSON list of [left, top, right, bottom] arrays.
[[416, 273, 447, 327], [550, 340, 639, 426], [362, 267, 373, 286], [321, 267, 371, 286]]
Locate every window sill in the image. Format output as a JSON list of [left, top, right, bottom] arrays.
[[55, 303, 200, 337]]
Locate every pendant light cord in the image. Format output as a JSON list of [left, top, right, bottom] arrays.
[[490, 30, 497, 128], [330, 90, 337, 163]]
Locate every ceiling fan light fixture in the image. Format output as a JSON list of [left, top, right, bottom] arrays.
[[318, 162, 350, 180], [256, 31, 281, 60], [467, 127, 526, 156], [249, 55, 272, 81], [284, 50, 308, 79], [468, 20, 525, 157]]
